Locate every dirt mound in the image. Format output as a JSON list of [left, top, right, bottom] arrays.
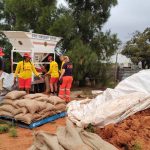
[[96, 109, 150, 150]]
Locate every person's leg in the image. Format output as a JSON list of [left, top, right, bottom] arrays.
[[25, 88, 30, 94], [44, 75, 50, 94], [18, 78, 25, 91], [54, 78, 59, 95], [50, 78, 54, 95], [25, 78, 31, 94], [58, 77, 67, 100], [65, 76, 73, 102]]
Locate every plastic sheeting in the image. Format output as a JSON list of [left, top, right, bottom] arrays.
[[0, 72, 14, 90], [67, 70, 150, 128]]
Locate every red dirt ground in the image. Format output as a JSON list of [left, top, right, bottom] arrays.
[[96, 109, 150, 150], [0, 100, 149, 150], [0, 118, 66, 150]]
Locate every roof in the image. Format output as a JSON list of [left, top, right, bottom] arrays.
[[3, 31, 62, 53]]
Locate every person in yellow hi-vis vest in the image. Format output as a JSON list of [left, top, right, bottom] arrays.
[[59, 55, 65, 74], [14, 53, 40, 94], [46, 55, 59, 95]]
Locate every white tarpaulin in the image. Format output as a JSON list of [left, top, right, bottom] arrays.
[[0, 72, 14, 90], [67, 70, 150, 128]]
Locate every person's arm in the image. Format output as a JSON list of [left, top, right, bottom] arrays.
[[14, 63, 21, 83], [59, 69, 65, 80], [60, 61, 65, 74], [31, 63, 40, 76], [59, 63, 66, 79], [14, 63, 21, 78], [46, 63, 51, 75]]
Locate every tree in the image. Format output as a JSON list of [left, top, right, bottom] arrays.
[[1, 0, 57, 33], [91, 31, 121, 61], [0, 0, 121, 86], [0, 0, 57, 72], [122, 27, 150, 69], [49, 0, 120, 85], [65, 0, 118, 43]]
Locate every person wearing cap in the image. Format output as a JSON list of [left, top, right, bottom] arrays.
[[58, 56, 73, 102], [46, 55, 59, 95], [14, 53, 40, 94]]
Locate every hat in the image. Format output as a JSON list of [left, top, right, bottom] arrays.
[[0, 47, 5, 56], [24, 53, 31, 58]]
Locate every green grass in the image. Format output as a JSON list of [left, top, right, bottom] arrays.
[[0, 125, 9, 134], [0, 121, 18, 137], [9, 128, 18, 137], [85, 123, 95, 133], [132, 142, 142, 150]]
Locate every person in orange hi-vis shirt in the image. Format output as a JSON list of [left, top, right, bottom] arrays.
[[14, 53, 41, 94], [46, 55, 59, 95], [58, 56, 73, 102]]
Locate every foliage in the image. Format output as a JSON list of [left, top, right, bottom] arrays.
[[9, 127, 18, 137], [67, 38, 98, 81], [85, 123, 95, 133], [0, 0, 121, 85], [1, 0, 57, 33], [0, 125, 9, 133], [91, 31, 121, 61], [0, 32, 12, 72], [132, 142, 142, 150], [122, 27, 150, 68], [49, 0, 120, 85]]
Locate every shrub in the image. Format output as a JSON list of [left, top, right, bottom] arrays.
[[9, 128, 18, 137], [0, 125, 9, 133]]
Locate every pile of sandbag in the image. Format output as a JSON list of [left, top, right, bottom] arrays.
[[29, 119, 118, 150], [0, 90, 66, 124]]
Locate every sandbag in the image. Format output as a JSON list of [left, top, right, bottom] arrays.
[[15, 99, 47, 114], [38, 111, 55, 120], [24, 93, 47, 99], [14, 99, 29, 107], [12, 107, 28, 116], [29, 119, 117, 150], [54, 103, 66, 111], [48, 96, 65, 105], [5, 90, 26, 100], [37, 101, 47, 112], [0, 104, 15, 114], [80, 129, 118, 150], [0, 110, 13, 117], [42, 103, 55, 112], [57, 119, 92, 150], [28, 131, 65, 150], [34, 96, 49, 102], [15, 113, 33, 124], [2, 99, 14, 106], [32, 114, 42, 121]]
